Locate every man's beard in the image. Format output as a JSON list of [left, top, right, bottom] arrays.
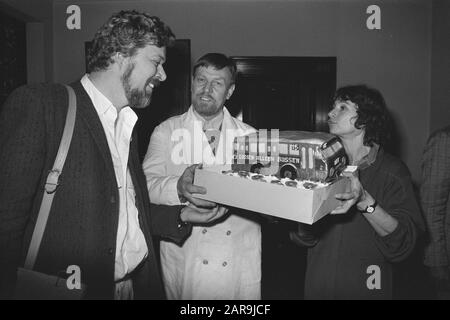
[[193, 95, 221, 117], [121, 63, 158, 109]]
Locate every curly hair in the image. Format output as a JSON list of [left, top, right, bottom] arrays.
[[333, 85, 392, 147], [87, 10, 175, 72], [193, 53, 237, 84]]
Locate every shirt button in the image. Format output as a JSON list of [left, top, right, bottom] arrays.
[[110, 196, 116, 203], [202, 229, 207, 234], [222, 262, 227, 267], [203, 259, 208, 265], [108, 248, 114, 255], [226, 230, 231, 236]]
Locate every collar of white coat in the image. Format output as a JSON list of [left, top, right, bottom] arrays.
[[191, 107, 224, 131], [181, 106, 255, 167], [183, 105, 252, 133]]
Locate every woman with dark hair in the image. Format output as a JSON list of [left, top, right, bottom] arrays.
[[300, 85, 424, 299]]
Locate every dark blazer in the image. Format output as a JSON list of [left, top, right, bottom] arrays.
[[422, 126, 450, 268], [0, 81, 190, 299]]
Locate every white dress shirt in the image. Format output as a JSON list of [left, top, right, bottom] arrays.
[[143, 106, 261, 300], [81, 75, 148, 295]]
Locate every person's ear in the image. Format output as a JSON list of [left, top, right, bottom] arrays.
[[112, 52, 127, 70], [226, 83, 235, 100]]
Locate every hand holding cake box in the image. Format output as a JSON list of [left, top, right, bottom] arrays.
[[176, 164, 230, 224], [193, 130, 353, 224], [330, 165, 368, 215]]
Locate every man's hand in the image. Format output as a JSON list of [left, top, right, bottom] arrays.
[[331, 175, 365, 214], [180, 203, 229, 225], [177, 164, 216, 208]]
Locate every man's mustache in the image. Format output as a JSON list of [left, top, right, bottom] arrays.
[[147, 78, 161, 89], [199, 94, 214, 100]]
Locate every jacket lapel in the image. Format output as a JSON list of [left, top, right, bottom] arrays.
[[127, 133, 148, 230], [70, 81, 117, 186], [212, 107, 254, 168], [214, 108, 236, 165]]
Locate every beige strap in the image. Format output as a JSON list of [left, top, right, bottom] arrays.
[[24, 85, 77, 270]]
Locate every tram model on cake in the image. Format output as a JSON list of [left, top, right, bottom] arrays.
[[231, 131, 348, 183]]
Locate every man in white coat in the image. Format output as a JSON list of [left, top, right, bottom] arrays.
[[143, 53, 261, 299]]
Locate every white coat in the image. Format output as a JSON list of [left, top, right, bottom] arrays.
[[143, 106, 261, 299]]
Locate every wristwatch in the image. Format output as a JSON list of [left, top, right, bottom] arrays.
[[359, 200, 378, 214]]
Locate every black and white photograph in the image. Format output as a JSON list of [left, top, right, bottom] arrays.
[[0, 0, 449, 307]]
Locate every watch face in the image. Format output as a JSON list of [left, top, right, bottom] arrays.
[[367, 206, 375, 213]]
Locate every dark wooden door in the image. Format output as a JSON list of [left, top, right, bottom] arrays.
[[228, 56, 336, 299], [228, 57, 336, 132]]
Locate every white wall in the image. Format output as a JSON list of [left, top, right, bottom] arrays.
[[52, 0, 432, 181]]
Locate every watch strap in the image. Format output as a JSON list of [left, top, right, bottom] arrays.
[[359, 200, 377, 214]]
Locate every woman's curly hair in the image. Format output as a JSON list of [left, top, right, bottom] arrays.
[[87, 10, 175, 72], [333, 85, 393, 147]]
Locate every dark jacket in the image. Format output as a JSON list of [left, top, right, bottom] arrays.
[[0, 82, 190, 299], [422, 126, 450, 268], [304, 148, 425, 299]]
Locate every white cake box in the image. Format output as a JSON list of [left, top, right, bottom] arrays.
[[193, 168, 351, 224]]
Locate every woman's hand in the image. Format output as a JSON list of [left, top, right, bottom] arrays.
[[331, 174, 398, 236], [331, 175, 365, 214]]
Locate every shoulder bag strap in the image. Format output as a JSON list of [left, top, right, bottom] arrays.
[[24, 85, 77, 270]]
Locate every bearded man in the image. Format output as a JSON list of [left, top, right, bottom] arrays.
[[0, 10, 223, 300]]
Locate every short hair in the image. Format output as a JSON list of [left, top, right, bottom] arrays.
[[192, 53, 237, 84], [87, 10, 175, 72], [333, 85, 392, 147]]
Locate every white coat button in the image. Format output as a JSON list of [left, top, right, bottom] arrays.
[[202, 229, 207, 234], [203, 259, 208, 265], [226, 230, 231, 236], [222, 262, 227, 267]]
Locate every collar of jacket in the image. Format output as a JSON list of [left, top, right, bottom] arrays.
[[356, 143, 380, 171]]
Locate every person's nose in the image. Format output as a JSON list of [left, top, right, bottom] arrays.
[[328, 108, 336, 119], [203, 82, 213, 94], [157, 65, 167, 82]]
